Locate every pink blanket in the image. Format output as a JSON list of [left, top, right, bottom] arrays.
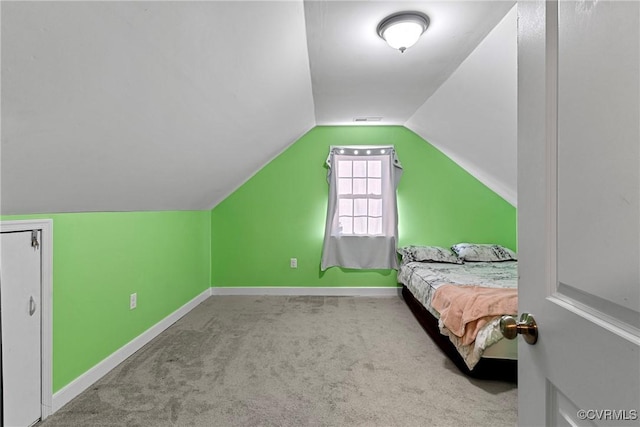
[[431, 284, 518, 346]]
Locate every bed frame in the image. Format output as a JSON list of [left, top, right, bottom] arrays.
[[401, 285, 517, 382]]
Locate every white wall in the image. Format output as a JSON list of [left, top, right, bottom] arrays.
[[1, 2, 315, 214], [406, 5, 517, 206]]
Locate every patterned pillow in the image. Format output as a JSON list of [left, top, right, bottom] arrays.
[[397, 246, 463, 264], [451, 243, 517, 262]]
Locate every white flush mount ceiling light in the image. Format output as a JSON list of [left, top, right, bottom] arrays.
[[377, 11, 429, 53]]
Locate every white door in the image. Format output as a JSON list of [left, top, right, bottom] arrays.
[[518, 1, 640, 426], [1, 231, 42, 427]]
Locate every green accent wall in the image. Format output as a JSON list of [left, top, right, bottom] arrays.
[[211, 126, 516, 288], [1, 210, 210, 392]]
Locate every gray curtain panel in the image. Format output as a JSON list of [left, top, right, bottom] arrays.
[[321, 145, 402, 270]]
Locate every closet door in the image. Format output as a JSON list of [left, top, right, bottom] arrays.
[[1, 231, 42, 427]]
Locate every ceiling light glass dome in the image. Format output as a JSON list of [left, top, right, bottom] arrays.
[[377, 12, 429, 53]]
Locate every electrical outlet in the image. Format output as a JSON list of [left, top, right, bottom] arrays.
[[130, 293, 137, 310], [290, 258, 298, 269]]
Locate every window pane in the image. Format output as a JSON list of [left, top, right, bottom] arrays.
[[354, 199, 368, 216], [338, 178, 352, 195], [353, 161, 367, 177], [339, 216, 353, 235], [369, 199, 382, 217], [369, 217, 382, 235], [368, 160, 382, 178], [353, 179, 367, 194], [368, 178, 381, 195], [338, 161, 352, 178], [354, 217, 368, 234], [339, 199, 353, 216]]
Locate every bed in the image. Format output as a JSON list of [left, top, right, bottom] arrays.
[[397, 244, 518, 382]]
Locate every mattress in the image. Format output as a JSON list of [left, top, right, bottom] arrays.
[[398, 260, 518, 369]]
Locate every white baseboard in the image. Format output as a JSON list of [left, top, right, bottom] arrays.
[[51, 287, 212, 414], [210, 286, 402, 297]]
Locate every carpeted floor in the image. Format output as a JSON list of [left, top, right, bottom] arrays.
[[39, 295, 517, 427]]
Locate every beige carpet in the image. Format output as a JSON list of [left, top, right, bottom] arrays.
[[39, 295, 517, 427]]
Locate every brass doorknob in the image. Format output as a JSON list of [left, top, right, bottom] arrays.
[[500, 312, 538, 345]]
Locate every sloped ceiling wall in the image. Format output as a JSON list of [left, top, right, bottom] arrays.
[[1, 1, 315, 214], [1, 1, 516, 214], [406, 5, 517, 206]]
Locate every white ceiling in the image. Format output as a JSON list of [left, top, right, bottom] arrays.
[[1, 1, 515, 214], [305, 1, 514, 125], [407, 5, 518, 205]]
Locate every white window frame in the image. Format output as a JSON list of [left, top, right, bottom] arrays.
[[336, 157, 385, 236]]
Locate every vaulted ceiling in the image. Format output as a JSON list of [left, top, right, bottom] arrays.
[[1, 1, 516, 215]]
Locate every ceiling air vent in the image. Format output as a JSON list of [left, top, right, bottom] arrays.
[[353, 117, 383, 122]]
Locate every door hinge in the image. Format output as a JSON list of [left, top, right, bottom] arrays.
[[31, 230, 39, 250]]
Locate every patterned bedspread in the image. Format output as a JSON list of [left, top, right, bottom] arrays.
[[398, 261, 518, 369]]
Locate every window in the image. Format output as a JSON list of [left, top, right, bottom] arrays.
[[337, 158, 384, 235], [321, 146, 402, 270]]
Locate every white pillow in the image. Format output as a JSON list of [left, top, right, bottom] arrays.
[[397, 246, 463, 264], [451, 243, 517, 262]]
